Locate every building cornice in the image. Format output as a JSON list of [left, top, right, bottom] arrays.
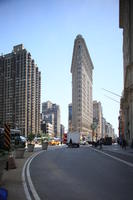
[[71, 35, 94, 73]]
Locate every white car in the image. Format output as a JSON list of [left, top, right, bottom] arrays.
[[80, 140, 86, 145], [20, 136, 27, 142]]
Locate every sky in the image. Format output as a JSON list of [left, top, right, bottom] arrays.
[[0, 0, 123, 134]]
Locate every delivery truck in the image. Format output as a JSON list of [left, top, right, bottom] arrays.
[[67, 131, 80, 148]]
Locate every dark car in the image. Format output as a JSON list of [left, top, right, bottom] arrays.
[[0, 129, 26, 149]]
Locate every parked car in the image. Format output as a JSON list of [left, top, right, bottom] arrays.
[[20, 136, 27, 143], [14, 135, 26, 147], [80, 140, 86, 145], [49, 138, 60, 145]]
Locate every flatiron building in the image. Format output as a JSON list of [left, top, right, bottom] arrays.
[[71, 35, 94, 136]]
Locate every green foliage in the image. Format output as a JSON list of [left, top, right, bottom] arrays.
[[37, 133, 41, 138], [41, 133, 49, 143], [27, 133, 35, 144], [91, 123, 97, 131]]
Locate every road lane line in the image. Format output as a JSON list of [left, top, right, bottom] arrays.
[[22, 146, 67, 200], [90, 147, 133, 168], [26, 152, 42, 200], [22, 151, 43, 200], [22, 157, 32, 200]]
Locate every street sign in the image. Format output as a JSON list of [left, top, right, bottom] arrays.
[[4, 124, 11, 150]]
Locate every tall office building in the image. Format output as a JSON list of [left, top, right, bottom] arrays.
[[60, 124, 65, 141], [102, 117, 106, 138], [42, 101, 60, 137], [119, 0, 133, 144], [93, 101, 103, 140], [71, 35, 94, 136], [0, 44, 41, 136], [68, 103, 72, 132]]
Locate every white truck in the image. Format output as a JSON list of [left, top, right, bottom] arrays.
[[67, 131, 80, 148]]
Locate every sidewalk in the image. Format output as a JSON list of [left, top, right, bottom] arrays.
[[101, 143, 133, 156], [1, 145, 41, 200]]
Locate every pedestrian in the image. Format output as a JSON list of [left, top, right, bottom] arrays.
[[95, 141, 97, 147], [119, 137, 122, 147], [122, 138, 126, 150], [69, 138, 73, 147], [99, 139, 103, 150]]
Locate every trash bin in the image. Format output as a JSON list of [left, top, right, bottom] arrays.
[[0, 188, 8, 200]]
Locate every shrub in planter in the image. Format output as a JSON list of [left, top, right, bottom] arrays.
[[14, 143, 25, 159], [27, 133, 35, 152], [27, 143, 35, 152], [41, 136, 49, 150], [13, 135, 26, 159], [42, 141, 48, 150]]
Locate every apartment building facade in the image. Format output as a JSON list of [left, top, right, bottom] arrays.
[[119, 0, 133, 144], [68, 103, 72, 132], [0, 44, 41, 136], [93, 101, 103, 140], [42, 101, 60, 137]]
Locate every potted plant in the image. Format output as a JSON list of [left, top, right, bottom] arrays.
[[27, 133, 35, 152], [14, 137, 26, 159], [41, 134, 49, 150], [0, 149, 9, 184]]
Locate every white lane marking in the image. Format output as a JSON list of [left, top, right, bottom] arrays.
[[22, 146, 66, 200], [22, 151, 43, 200], [90, 147, 133, 168], [26, 151, 43, 200], [22, 158, 32, 200]]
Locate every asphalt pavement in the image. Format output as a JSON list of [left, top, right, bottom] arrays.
[[0, 143, 133, 200], [30, 144, 133, 200]]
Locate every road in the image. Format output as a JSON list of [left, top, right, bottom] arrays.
[[29, 145, 133, 200]]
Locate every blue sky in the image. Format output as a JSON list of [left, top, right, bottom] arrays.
[[0, 0, 123, 134]]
